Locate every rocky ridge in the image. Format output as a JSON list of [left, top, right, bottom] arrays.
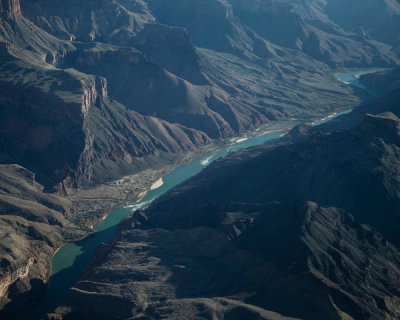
[[52, 81, 400, 319], [0, 164, 85, 312], [0, 0, 399, 316]]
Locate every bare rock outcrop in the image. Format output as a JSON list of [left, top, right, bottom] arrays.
[[52, 92, 400, 319], [0, 0, 21, 17], [0, 164, 83, 316]]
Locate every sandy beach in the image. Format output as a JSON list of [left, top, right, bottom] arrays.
[[150, 178, 164, 190]]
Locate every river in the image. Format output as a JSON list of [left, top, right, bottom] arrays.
[[32, 69, 374, 318], [335, 68, 385, 90]]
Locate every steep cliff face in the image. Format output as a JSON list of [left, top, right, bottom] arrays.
[[0, 8, 213, 310], [61, 44, 233, 139], [198, 0, 400, 67], [145, 0, 253, 55], [0, 0, 396, 191], [0, 164, 83, 315], [312, 68, 400, 133], [53, 202, 400, 320], [0, 0, 21, 17], [0, 77, 86, 187], [0, 0, 399, 315], [20, 0, 153, 41], [324, 0, 400, 47], [147, 112, 400, 246], [20, 0, 207, 84], [0, 64, 210, 190], [19, 0, 362, 130], [73, 75, 211, 189], [128, 23, 208, 85], [53, 103, 400, 319], [0, 58, 210, 316], [0, 20, 210, 190]]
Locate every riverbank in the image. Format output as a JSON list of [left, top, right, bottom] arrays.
[[68, 66, 379, 238], [31, 68, 378, 319], [335, 68, 387, 87], [54, 66, 378, 258], [33, 121, 294, 319], [66, 167, 171, 229], [150, 178, 164, 190]]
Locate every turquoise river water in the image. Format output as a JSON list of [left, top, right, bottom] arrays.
[[32, 69, 374, 318]]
